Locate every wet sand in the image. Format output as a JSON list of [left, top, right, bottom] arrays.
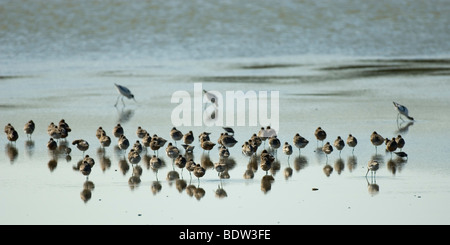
[[1, 56, 450, 224]]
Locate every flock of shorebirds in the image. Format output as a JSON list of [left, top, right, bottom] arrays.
[[3, 83, 415, 182], [3, 116, 411, 182]]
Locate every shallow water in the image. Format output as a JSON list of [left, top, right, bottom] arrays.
[[1, 0, 450, 225], [1, 57, 450, 225]]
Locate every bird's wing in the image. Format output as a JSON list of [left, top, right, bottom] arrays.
[[115, 83, 132, 94]]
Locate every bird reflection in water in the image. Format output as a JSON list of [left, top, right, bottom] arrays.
[[47, 157, 58, 172], [215, 181, 227, 199], [194, 186, 206, 201], [175, 178, 187, 193], [148, 154, 163, 195], [323, 164, 333, 177], [200, 153, 214, 170], [314, 146, 325, 164], [24, 139, 35, 158], [371, 154, 384, 166], [128, 164, 142, 190], [334, 157, 345, 175], [116, 107, 134, 125], [247, 154, 258, 171], [347, 155, 357, 173], [96, 147, 112, 172], [186, 182, 196, 197], [80, 179, 95, 203], [366, 176, 379, 196], [284, 163, 293, 180], [269, 160, 281, 176], [184, 177, 206, 200], [5, 143, 19, 164], [365, 159, 380, 196], [151, 180, 162, 195], [118, 158, 130, 175], [167, 170, 180, 187], [293, 155, 308, 172], [261, 174, 275, 194], [396, 121, 414, 135], [386, 158, 407, 175]]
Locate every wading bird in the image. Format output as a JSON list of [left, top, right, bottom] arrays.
[[366, 159, 379, 177], [393, 101, 414, 122], [346, 134, 358, 154], [114, 83, 135, 107]]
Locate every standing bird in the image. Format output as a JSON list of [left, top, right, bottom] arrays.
[[175, 155, 187, 170], [220, 133, 238, 148], [185, 159, 196, 178], [346, 134, 358, 154], [4, 123, 14, 134], [112, 124, 124, 138], [385, 137, 398, 158], [72, 139, 89, 156], [201, 140, 216, 153], [250, 134, 262, 149], [314, 127, 327, 146], [6, 128, 19, 143], [58, 119, 71, 139], [395, 135, 405, 152], [268, 136, 281, 153], [370, 131, 384, 154], [283, 142, 293, 159], [333, 136, 345, 156], [142, 133, 152, 148], [193, 164, 206, 185], [47, 138, 58, 151], [132, 140, 143, 154], [165, 142, 180, 161], [218, 146, 230, 158], [98, 132, 111, 148], [366, 160, 379, 177], [23, 120, 35, 139], [149, 155, 162, 171], [183, 130, 195, 145], [241, 141, 254, 157], [393, 101, 414, 122], [170, 127, 183, 145], [257, 127, 269, 145], [136, 126, 147, 139], [117, 135, 130, 152], [322, 142, 333, 161], [114, 83, 135, 107], [293, 133, 309, 154], [96, 126, 106, 140], [260, 149, 275, 174], [127, 148, 141, 164]]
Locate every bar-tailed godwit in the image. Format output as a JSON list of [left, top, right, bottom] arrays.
[[346, 134, 358, 154], [293, 133, 309, 153]]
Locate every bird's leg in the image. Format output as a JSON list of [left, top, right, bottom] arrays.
[[114, 95, 121, 107], [121, 97, 125, 107]]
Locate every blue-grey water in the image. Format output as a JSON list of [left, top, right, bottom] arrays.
[[1, 0, 450, 225]]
